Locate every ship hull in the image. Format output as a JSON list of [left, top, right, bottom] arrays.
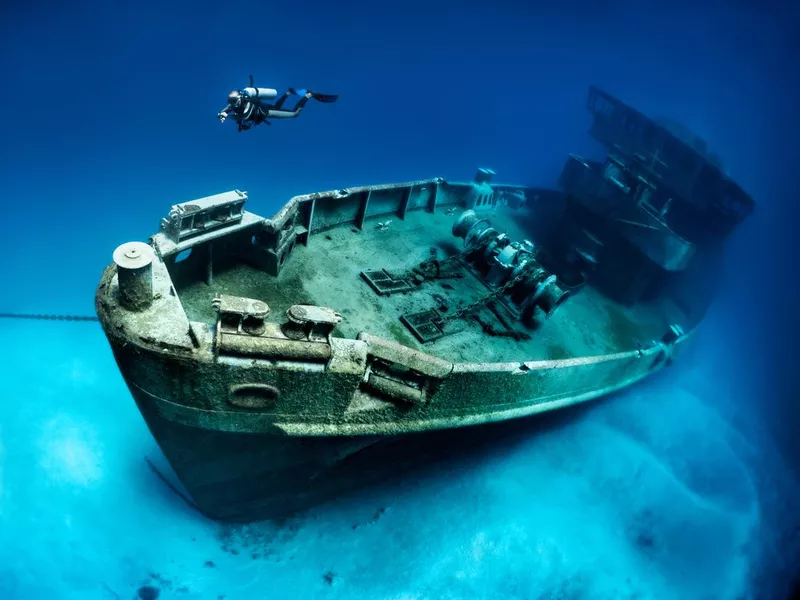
[[130, 375, 588, 521], [132, 381, 388, 521], [104, 319, 689, 521], [98, 268, 691, 521]]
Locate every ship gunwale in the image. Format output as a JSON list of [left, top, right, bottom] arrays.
[[95, 176, 692, 437], [157, 179, 686, 365]]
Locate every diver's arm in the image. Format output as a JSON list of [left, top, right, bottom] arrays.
[[217, 103, 234, 122]]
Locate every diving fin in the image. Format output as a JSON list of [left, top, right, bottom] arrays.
[[311, 92, 338, 103]]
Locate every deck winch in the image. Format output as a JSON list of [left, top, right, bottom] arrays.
[[452, 210, 570, 322]]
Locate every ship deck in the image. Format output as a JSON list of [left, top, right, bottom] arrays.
[[176, 207, 684, 364]]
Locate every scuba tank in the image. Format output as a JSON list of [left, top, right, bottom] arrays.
[[242, 87, 278, 102]]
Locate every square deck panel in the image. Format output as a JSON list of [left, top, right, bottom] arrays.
[[401, 309, 446, 343], [361, 269, 415, 296]]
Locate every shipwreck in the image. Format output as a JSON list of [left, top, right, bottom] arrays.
[[95, 86, 754, 521]]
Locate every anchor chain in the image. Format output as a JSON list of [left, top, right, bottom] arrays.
[[411, 237, 492, 283], [438, 266, 529, 325], [0, 313, 99, 322]]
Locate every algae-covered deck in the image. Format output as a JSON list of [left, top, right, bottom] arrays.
[[176, 206, 684, 364]]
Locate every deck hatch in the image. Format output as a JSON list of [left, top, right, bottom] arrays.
[[360, 269, 414, 296], [400, 310, 446, 343]]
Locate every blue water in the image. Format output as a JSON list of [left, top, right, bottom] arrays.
[[1, 1, 799, 598]]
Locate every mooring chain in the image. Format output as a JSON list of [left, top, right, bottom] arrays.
[[0, 313, 99, 322], [440, 267, 528, 325], [414, 238, 491, 282]]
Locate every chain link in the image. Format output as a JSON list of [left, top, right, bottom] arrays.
[[0, 313, 99, 322], [390, 238, 531, 327], [439, 266, 529, 324], [412, 237, 492, 282]]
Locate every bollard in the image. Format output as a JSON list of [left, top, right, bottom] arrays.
[[113, 242, 155, 311]]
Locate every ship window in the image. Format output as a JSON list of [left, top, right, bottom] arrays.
[[175, 249, 192, 263], [229, 384, 280, 409]]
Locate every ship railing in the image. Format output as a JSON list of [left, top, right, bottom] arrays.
[[150, 169, 536, 282]]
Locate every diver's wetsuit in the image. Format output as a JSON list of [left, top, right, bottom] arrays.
[[218, 88, 338, 132]]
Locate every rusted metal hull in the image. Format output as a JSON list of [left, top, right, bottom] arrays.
[[102, 315, 691, 521], [124, 351, 672, 522], [132, 381, 388, 521]]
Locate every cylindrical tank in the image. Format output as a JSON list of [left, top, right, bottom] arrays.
[[113, 242, 155, 311], [243, 87, 278, 101]]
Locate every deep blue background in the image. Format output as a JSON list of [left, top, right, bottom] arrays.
[[1, 0, 799, 596]]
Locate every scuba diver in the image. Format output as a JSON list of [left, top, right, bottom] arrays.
[[217, 75, 339, 132]]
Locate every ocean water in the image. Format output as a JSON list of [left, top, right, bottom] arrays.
[[1, 0, 799, 598]]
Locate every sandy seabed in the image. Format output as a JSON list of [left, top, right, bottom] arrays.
[[0, 320, 798, 600]]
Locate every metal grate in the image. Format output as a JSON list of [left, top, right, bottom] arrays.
[[360, 269, 414, 296], [401, 310, 445, 343]]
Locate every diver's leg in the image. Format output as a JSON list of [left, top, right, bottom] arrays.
[[309, 92, 338, 103], [290, 88, 339, 103], [265, 93, 313, 119], [272, 90, 294, 109], [265, 90, 339, 119], [252, 107, 271, 126]]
